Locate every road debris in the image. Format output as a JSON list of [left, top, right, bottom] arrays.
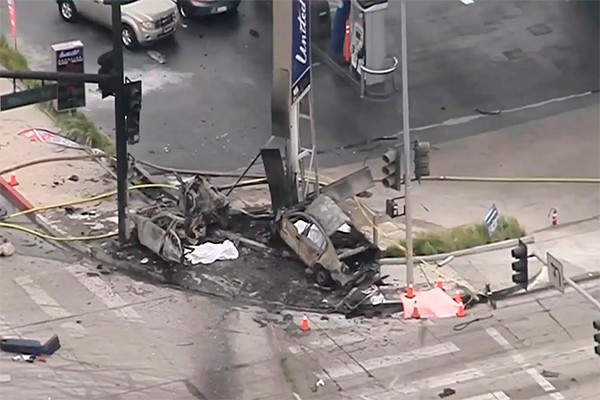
[[0, 374, 11, 383], [147, 50, 166, 64], [438, 387, 456, 398], [311, 378, 325, 392], [541, 369, 560, 378], [1, 334, 61, 356], [0, 239, 15, 257]]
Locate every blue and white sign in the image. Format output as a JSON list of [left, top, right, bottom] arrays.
[[484, 204, 499, 237], [291, 0, 311, 105]]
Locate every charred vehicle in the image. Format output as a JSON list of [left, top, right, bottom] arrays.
[[277, 195, 379, 288]]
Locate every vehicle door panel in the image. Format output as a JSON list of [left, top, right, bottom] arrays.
[[73, 0, 95, 18], [89, 0, 112, 26]]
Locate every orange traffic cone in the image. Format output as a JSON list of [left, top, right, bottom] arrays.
[[436, 278, 444, 290], [405, 284, 415, 299], [300, 314, 310, 332], [453, 291, 462, 304], [8, 174, 18, 187], [456, 301, 465, 318], [411, 300, 421, 319]]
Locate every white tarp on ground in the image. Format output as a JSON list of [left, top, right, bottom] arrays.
[[185, 240, 239, 265]]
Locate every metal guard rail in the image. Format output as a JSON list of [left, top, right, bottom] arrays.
[[359, 56, 398, 98]]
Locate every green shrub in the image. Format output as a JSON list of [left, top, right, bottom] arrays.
[[384, 216, 525, 257], [0, 34, 114, 155]]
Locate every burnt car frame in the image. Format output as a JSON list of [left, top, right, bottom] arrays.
[[277, 195, 379, 288]]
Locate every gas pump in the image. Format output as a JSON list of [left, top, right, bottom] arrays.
[[349, 0, 389, 85], [350, 20, 365, 78]]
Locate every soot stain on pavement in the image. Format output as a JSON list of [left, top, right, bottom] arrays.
[[102, 213, 345, 312]]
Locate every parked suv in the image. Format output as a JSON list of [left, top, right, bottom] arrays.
[[174, 0, 241, 18], [56, 0, 178, 49]]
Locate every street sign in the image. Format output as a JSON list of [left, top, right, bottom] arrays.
[[547, 252, 565, 294], [51, 40, 86, 112], [0, 84, 58, 111], [484, 204, 499, 237]]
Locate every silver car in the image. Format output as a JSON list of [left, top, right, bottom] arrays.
[[57, 0, 178, 49]]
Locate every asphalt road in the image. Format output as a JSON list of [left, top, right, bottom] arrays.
[[1, 1, 598, 171], [277, 286, 600, 400], [0, 197, 294, 400], [2, 196, 600, 400]]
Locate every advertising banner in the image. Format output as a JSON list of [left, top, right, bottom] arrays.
[[291, 0, 311, 106], [51, 40, 86, 111]]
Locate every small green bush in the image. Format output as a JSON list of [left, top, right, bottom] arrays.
[[0, 34, 114, 155], [385, 216, 525, 257]]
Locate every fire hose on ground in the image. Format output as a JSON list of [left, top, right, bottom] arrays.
[[1, 156, 598, 242]]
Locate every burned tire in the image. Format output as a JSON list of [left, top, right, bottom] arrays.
[[314, 264, 334, 288]]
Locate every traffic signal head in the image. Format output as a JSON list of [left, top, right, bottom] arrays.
[[381, 148, 402, 190], [413, 141, 431, 181], [594, 320, 600, 356], [124, 80, 142, 144], [97, 51, 115, 98], [511, 240, 528, 288]]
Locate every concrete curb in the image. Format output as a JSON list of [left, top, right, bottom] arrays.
[[0, 175, 175, 286], [379, 235, 536, 265], [0, 175, 95, 257]]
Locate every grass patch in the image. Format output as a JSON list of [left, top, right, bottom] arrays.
[[385, 215, 525, 257], [0, 34, 115, 154]]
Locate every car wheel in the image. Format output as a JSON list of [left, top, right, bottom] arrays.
[[58, 1, 78, 23], [177, 2, 189, 19], [314, 264, 334, 288], [121, 24, 139, 50]]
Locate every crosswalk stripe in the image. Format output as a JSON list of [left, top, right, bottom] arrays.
[[14, 275, 71, 320], [460, 391, 511, 400], [321, 342, 460, 380], [288, 332, 367, 354], [0, 314, 21, 337], [66, 265, 143, 323], [14, 274, 86, 337]]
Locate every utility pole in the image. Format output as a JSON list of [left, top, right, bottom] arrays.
[[400, 0, 414, 285], [110, 1, 129, 244]]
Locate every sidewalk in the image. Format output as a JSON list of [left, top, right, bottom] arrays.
[[320, 103, 600, 249], [0, 78, 122, 238]]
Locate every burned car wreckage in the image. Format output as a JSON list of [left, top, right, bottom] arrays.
[[130, 152, 380, 291], [277, 195, 379, 288]]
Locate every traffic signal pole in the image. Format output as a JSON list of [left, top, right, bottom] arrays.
[[111, 2, 129, 244], [1, 1, 131, 244], [400, 0, 414, 285]]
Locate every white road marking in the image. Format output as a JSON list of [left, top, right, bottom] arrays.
[[288, 332, 367, 354], [459, 391, 511, 400], [66, 265, 143, 324], [321, 342, 460, 380], [14, 275, 86, 337], [0, 315, 22, 337], [486, 327, 565, 400], [394, 368, 487, 395]]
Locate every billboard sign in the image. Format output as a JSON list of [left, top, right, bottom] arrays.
[[51, 40, 86, 111], [291, 0, 311, 105]]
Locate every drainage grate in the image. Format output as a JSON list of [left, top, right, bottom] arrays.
[[527, 23, 552, 36], [502, 48, 526, 61]]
